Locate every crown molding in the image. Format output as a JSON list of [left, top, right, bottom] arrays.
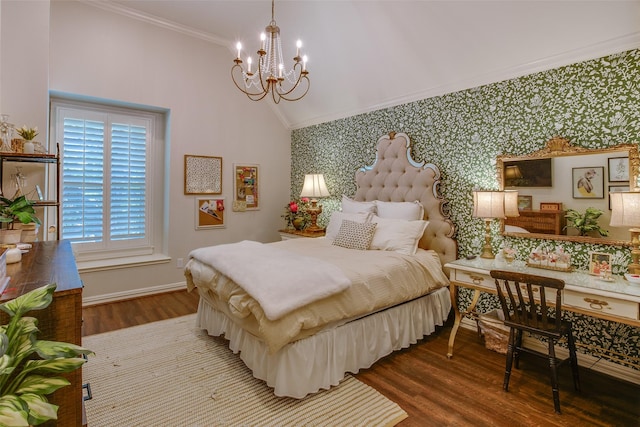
[[80, 0, 230, 47], [290, 32, 640, 130]]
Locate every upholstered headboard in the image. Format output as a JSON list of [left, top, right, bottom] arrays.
[[354, 132, 457, 268]]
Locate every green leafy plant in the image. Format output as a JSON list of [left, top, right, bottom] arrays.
[[0, 283, 93, 426], [0, 196, 41, 230], [15, 126, 38, 141], [564, 207, 609, 237]]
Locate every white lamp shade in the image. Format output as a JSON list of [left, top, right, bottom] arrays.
[[503, 190, 520, 217], [473, 191, 505, 219], [300, 174, 330, 199], [610, 191, 640, 227]]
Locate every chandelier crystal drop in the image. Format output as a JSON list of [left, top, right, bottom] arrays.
[[231, 0, 309, 103]]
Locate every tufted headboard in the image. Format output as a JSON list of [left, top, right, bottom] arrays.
[[354, 132, 457, 269]]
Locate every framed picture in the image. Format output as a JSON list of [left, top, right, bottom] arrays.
[[540, 202, 562, 211], [608, 184, 630, 210], [572, 167, 604, 199], [608, 156, 629, 182], [184, 155, 222, 195], [517, 195, 532, 211], [233, 164, 259, 211], [195, 197, 225, 229], [588, 252, 611, 276]]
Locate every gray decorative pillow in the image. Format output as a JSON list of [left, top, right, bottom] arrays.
[[332, 219, 377, 250]]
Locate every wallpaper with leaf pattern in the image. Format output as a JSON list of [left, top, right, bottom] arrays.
[[291, 49, 640, 369]]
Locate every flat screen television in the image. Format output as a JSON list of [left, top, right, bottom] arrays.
[[503, 158, 552, 188]]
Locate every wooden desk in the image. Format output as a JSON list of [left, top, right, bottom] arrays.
[[445, 258, 640, 361], [1, 240, 83, 426]]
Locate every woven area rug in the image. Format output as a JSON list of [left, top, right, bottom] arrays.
[[83, 314, 407, 426]]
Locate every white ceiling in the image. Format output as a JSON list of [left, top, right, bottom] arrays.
[[98, 1, 640, 129]]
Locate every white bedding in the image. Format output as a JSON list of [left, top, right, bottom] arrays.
[[185, 237, 450, 354], [188, 240, 351, 321]]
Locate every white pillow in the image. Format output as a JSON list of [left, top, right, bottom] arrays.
[[341, 195, 377, 214], [326, 211, 371, 241], [369, 216, 429, 255], [332, 220, 377, 251], [375, 200, 424, 221]]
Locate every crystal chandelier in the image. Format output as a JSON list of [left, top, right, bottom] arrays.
[[231, 0, 309, 103]]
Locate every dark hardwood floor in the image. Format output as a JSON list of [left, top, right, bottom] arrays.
[[82, 290, 640, 426]]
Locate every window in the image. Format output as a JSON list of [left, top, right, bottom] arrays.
[[51, 98, 166, 264]]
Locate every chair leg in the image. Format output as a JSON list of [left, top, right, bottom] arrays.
[[514, 329, 523, 369], [548, 340, 561, 414], [567, 330, 581, 392], [503, 327, 516, 392]]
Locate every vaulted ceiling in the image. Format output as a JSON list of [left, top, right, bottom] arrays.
[[102, 1, 640, 129]]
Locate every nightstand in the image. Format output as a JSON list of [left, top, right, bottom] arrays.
[[278, 229, 326, 240]]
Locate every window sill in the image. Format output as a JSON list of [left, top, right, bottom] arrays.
[[77, 253, 171, 273]]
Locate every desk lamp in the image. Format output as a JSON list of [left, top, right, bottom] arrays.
[[610, 191, 640, 274], [473, 191, 519, 259]]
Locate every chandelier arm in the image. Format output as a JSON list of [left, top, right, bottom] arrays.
[[276, 76, 310, 102], [272, 63, 310, 100], [231, 64, 271, 101]]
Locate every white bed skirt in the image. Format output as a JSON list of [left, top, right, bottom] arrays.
[[195, 286, 451, 398]]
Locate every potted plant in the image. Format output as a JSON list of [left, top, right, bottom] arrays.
[[0, 283, 92, 426], [0, 196, 41, 244], [564, 207, 609, 237], [282, 198, 311, 230]]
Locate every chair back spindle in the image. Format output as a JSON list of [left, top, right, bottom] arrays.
[[491, 270, 564, 333]]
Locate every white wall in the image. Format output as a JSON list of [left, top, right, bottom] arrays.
[[40, 1, 290, 300], [0, 0, 49, 143]]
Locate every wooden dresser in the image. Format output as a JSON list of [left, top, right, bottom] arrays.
[[504, 209, 566, 234], [1, 240, 83, 427]]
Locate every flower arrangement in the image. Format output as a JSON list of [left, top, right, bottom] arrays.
[[16, 126, 38, 141], [282, 198, 311, 229]]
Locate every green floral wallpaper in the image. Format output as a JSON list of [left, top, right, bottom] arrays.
[[291, 49, 640, 369]]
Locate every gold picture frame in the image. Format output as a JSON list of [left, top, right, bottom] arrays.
[[195, 197, 225, 229], [233, 164, 259, 211], [184, 155, 222, 195]]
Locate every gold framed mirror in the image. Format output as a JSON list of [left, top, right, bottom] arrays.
[[498, 137, 639, 246]]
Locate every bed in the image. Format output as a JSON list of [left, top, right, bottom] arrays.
[[185, 132, 458, 398]]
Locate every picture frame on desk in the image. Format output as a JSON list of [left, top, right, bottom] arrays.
[[589, 252, 611, 276]]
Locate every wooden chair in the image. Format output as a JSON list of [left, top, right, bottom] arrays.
[[489, 270, 580, 414]]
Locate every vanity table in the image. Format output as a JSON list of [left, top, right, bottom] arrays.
[[445, 257, 640, 360]]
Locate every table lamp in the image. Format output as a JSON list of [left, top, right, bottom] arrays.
[[609, 191, 640, 274], [473, 190, 518, 259], [300, 174, 330, 233], [504, 165, 523, 186]]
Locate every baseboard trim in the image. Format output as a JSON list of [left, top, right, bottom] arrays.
[[82, 281, 187, 306], [460, 318, 640, 385]]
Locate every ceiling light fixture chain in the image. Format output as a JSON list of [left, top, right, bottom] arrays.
[[231, 0, 310, 103]]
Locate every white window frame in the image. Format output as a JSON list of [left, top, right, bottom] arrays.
[[50, 97, 168, 268]]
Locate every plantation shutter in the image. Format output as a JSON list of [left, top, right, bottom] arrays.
[[110, 122, 146, 240], [59, 110, 148, 245], [61, 117, 105, 242]]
